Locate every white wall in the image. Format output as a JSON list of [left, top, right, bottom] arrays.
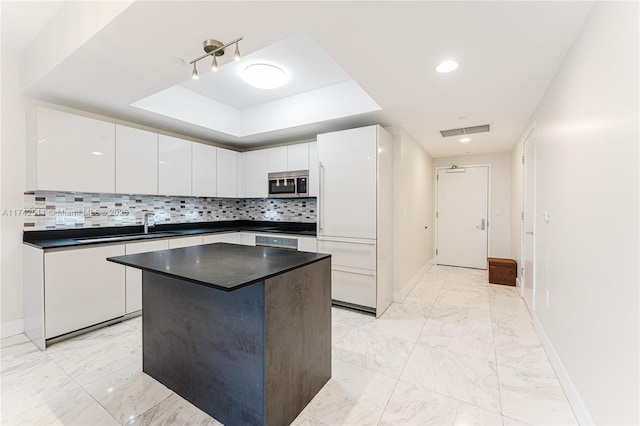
[[433, 152, 511, 258], [1, 50, 32, 337], [390, 128, 434, 300], [510, 2, 639, 424]]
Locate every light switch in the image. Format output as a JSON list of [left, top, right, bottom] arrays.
[[543, 212, 550, 222]]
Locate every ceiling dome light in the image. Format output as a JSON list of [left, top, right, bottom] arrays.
[[460, 137, 471, 143], [243, 64, 288, 89], [436, 60, 459, 73]]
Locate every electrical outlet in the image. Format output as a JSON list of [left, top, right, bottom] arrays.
[[545, 289, 550, 306]]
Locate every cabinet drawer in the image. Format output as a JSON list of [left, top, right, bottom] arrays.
[[317, 239, 376, 269], [331, 268, 376, 309]]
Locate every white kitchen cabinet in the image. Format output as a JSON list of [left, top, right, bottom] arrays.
[[267, 146, 288, 172], [216, 147, 239, 197], [243, 150, 269, 198], [240, 232, 256, 246], [192, 143, 217, 197], [116, 125, 158, 195], [169, 236, 203, 248], [159, 135, 192, 196], [125, 239, 169, 313], [317, 125, 394, 316], [44, 244, 125, 339], [27, 107, 116, 193], [203, 232, 240, 244], [287, 143, 309, 171], [297, 236, 317, 252], [318, 126, 377, 239], [308, 141, 319, 197]]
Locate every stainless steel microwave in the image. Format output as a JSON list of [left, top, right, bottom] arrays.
[[268, 170, 309, 198]]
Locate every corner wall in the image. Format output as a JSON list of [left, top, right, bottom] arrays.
[[390, 128, 434, 300], [433, 153, 511, 258], [510, 2, 639, 423]]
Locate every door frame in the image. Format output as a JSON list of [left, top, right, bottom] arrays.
[[435, 163, 492, 269], [521, 122, 537, 311]]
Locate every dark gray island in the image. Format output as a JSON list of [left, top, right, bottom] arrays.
[[108, 243, 331, 426]]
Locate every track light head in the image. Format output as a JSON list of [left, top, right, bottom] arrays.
[[189, 37, 243, 79], [211, 55, 218, 71], [191, 63, 199, 80], [234, 42, 241, 61]]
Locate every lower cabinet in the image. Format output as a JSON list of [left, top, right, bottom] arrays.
[[240, 232, 256, 246], [203, 232, 240, 244], [298, 236, 317, 252], [124, 239, 169, 314], [44, 244, 125, 339], [168, 236, 203, 248], [331, 267, 377, 309]]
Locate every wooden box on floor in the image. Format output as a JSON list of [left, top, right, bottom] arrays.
[[488, 258, 517, 286]]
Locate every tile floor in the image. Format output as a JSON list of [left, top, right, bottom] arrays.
[[0, 265, 577, 425]]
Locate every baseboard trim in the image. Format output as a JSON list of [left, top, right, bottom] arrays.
[[533, 314, 594, 425], [393, 260, 434, 303], [1, 318, 24, 339]]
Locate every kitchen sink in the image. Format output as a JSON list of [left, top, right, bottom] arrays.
[[74, 232, 178, 243]]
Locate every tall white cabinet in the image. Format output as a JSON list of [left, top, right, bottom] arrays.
[[317, 125, 393, 317], [192, 143, 217, 197], [158, 135, 192, 196], [116, 125, 158, 195], [217, 148, 239, 197]]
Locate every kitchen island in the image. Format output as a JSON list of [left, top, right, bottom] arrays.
[[108, 243, 331, 426]]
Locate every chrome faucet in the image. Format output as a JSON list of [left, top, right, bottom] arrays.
[[143, 212, 155, 234]]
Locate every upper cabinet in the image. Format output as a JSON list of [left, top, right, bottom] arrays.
[[115, 125, 158, 195], [192, 143, 217, 197], [308, 141, 318, 197], [267, 146, 288, 172], [287, 143, 309, 171], [217, 147, 238, 197], [27, 107, 116, 193], [243, 150, 269, 198], [158, 135, 192, 197]]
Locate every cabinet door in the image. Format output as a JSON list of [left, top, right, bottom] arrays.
[[297, 236, 316, 252], [240, 232, 256, 246], [216, 148, 238, 197], [192, 143, 217, 197], [202, 233, 240, 244], [332, 267, 376, 309], [244, 150, 268, 198], [36, 108, 115, 193], [169, 236, 203, 248], [316, 239, 376, 269], [267, 146, 287, 172], [287, 143, 309, 171], [125, 239, 169, 314], [116, 125, 158, 195], [308, 141, 319, 197], [44, 244, 125, 339], [159, 135, 192, 196], [318, 126, 377, 239]]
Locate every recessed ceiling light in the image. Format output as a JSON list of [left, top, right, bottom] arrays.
[[172, 57, 186, 66], [436, 60, 459, 73], [460, 137, 471, 143], [243, 64, 288, 89]]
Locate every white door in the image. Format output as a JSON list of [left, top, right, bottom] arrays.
[[523, 126, 536, 310], [436, 166, 489, 269]]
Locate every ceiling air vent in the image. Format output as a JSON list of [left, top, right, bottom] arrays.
[[440, 124, 491, 138]]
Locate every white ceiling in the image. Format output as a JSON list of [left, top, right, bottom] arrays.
[[4, 1, 594, 156]]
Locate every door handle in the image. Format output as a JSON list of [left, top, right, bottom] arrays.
[[476, 218, 486, 230]]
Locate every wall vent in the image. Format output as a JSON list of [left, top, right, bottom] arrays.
[[440, 124, 491, 138]]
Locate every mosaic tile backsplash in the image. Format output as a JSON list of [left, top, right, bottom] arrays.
[[23, 191, 316, 230]]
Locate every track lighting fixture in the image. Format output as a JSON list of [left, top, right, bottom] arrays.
[[190, 37, 243, 79]]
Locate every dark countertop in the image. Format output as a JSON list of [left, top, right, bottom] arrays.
[[107, 243, 330, 291], [23, 220, 316, 249]]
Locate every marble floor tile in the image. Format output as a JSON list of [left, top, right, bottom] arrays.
[[303, 359, 397, 426], [357, 310, 426, 342], [0, 334, 49, 374], [407, 284, 442, 308], [498, 364, 577, 425], [503, 415, 531, 425], [494, 334, 555, 375], [333, 326, 414, 378], [418, 318, 496, 363], [2, 387, 119, 425], [429, 301, 493, 331], [83, 361, 173, 424], [400, 343, 501, 413], [332, 306, 369, 327], [290, 413, 330, 426], [46, 328, 142, 386], [436, 287, 491, 311], [452, 402, 503, 425], [1, 355, 80, 419], [378, 381, 460, 425], [331, 321, 354, 345], [385, 296, 432, 319], [128, 393, 222, 425]]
